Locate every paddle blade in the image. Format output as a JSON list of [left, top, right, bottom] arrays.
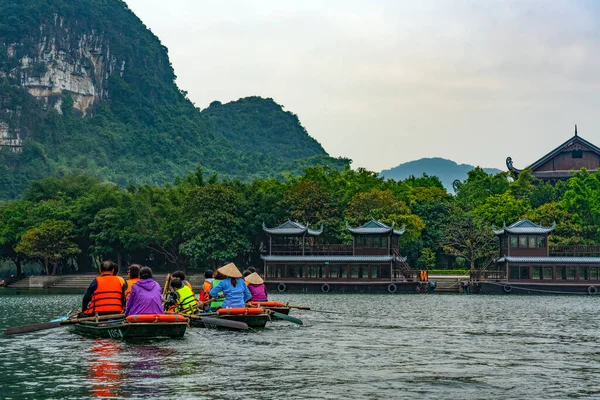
[[4, 321, 62, 335], [200, 317, 249, 330], [272, 311, 303, 325]]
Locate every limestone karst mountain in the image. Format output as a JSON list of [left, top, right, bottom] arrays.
[[0, 0, 347, 199]]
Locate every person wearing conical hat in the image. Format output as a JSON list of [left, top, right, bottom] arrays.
[[245, 272, 268, 302], [209, 263, 252, 308]]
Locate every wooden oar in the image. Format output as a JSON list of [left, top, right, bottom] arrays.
[[285, 304, 342, 314], [4, 313, 125, 335], [270, 311, 303, 325], [162, 273, 171, 299], [183, 314, 249, 330]]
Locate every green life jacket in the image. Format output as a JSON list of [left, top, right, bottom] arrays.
[[175, 285, 198, 314], [210, 279, 225, 309]]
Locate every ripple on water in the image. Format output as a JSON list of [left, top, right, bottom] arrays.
[[2, 292, 600, 399]]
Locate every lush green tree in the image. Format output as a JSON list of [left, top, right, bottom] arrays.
[[526, 202, 590, 245], [15, 219, 80, 275], [416, 248, 437, 269], [454, 168, 510, 210], [560, 169, 600, 242], [473, 191, 531, 227], [180, 184, 249, 269], [0, 200, 30, 276]]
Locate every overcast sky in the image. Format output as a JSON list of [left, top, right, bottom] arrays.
[[124, 0, 600, 172]]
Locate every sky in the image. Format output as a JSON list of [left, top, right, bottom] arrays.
[[124, 0, 600, 172]]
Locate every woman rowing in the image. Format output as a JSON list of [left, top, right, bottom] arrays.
[[209, 263, 252, 309]]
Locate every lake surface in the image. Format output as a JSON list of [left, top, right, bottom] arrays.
[[1, 290, 600, 399]]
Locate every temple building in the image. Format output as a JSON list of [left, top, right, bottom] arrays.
[[260, 219, 420, 293], [506, 126, 600, 182], [473, 219, 600, 294]]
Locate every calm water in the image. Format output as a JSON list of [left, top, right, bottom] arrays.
[[1, 290, 600, 399]]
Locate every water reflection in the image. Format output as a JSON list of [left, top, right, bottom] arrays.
[[87, 340, 124, 398]]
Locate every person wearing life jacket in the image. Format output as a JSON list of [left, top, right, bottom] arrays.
[[199, 270, 213, 303], [125, 267, 163, 316], [82, 261, 127, 316], [244, 272, 268, 302], [168, 278, 199, 314], [124, 264, 141, 300], [207, 270, 225, 311], [209, 263, 252, 309], [171, 270, 193, 292]]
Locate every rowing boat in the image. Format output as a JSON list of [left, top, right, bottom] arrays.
[[190, 312, 270, 329], [69, 317, 187, 339]]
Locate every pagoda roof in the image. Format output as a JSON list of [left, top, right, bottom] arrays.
[[507, 131, 600, 174], [262, 220, 323, 236], [492, 219, 556, 236], [345, 219, 405, 235]]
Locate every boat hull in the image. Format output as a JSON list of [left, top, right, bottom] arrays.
[[70, 320, 187, 339], [191, 314, 269, 329], [265, 281, 421, 294], [475, 281, 600, 295]]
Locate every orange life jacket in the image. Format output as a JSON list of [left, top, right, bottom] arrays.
[[200, 281, 212, 302], [125, 278, 140, 300], [84, 274, 125, 315]]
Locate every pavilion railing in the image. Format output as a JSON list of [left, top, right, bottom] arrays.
[[471, 270, 506, 281], [270, 244, 354, 255], [549, 245, 600, 257]]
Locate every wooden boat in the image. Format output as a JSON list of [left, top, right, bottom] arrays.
[[69, 315, 188, 339], [247, 301, 290, 319], [191, 310, 270, 329]]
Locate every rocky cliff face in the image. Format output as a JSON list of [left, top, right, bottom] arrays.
[[3, 14, 123, 117]]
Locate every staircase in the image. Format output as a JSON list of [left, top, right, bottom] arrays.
[[9, 277, 32, 288], [429, 275, 469, 293]]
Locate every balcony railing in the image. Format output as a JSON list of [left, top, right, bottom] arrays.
[[471, 270, 507, 281], [549, 245, 600, 257], [270, 244, 353, 255]]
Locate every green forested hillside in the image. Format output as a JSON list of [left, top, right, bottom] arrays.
[[0, 0, 347, 199]]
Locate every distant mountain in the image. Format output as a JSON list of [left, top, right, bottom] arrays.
[[380, 158, 502, 192]]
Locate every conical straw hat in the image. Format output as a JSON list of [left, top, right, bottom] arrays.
[[244, 272, 264, 285], [218, 263, 242, 278]]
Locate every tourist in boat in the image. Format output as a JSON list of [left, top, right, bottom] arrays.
[[199, 269, 213, 303], [244, 272, 268, 302], [242, 270, 252, 279], [209, 263, 252, 308], [171, 270, 193, 291], [206, 270, 225, 311], [81, 261, 127, 316], [124, 264, 141, 300], [125, 267, 163, 316], [167, 278, 200, 314]]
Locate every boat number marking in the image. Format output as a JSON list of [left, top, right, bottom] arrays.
[[107, 329, 124, 339]]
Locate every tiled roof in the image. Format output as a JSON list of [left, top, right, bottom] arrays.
[[497, 256, 600, 264], [262, 220, 323, 236], [345, 219, 405, 235], [492, 219, 555, 235], [261, 255, 406, 262], [507, 134, 600, 174]]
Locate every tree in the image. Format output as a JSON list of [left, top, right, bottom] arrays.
[[180, 184, 249, 269], [560, 169, 600, 242], [442, 213, 498, 273], [473, 191, 531, 227], [416, 248, 437, 269], [0, 200, 30, 276], [15, 220, 80, 275]]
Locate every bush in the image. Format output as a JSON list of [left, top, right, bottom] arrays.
[[428, 269, 470, 275]]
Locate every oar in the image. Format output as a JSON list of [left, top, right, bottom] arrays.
[[270, 311, 303, 325], [184, 314, 249, 330], [162, 273, 171, 300], [4, 313, 125, 335], [285, 304, 342, 315]]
